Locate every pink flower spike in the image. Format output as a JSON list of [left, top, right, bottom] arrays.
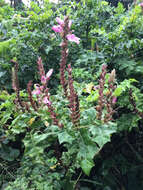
[[52, 25, 63, 33], [66, 34, 80, 44], [56, 17, 64, 25], [41, 76, 47, 84], [46, 69, 53, 80], [43, 97, 51, 105]]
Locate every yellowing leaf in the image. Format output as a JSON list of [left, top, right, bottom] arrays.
[[44, 121, 49, 127], [50, 163, 60, 170], [84, 83, 94, 94], [28, 118, 35, 125]]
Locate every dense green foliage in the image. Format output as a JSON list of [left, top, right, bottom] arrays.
[[1, 0, 143, 190]]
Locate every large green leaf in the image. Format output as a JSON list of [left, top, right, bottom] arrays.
[[89, 124, 116, 147], [78, 129, 99, 159], [0, 145, 20, 161], [80, 159, 94, 176], [80, 108, 96, 125], [58, 131, 74, 144], [77, 129, 99, 175]]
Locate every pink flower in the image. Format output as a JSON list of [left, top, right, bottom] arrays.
[[32, 85, 41, 95], [66, 34, 80, 44], [139, 2, 143, 7], [93, 85, 99, 90], [46, 69, 53, 80], [56, 17, 72, 28], [56, 17, 64, 25], [52, 17, 80, 45], [68, 20, 72, 29], [40, 85, 44, 91], [112, 96, 117, 104], [43, 97, 51, 105], [32, 88, 41, 95], [52, 25, 63, 33], [41, 69, 53, 84], [41, 76, 47, 84]]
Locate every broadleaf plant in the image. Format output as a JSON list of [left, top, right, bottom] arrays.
[[2, 15, 119, 190]]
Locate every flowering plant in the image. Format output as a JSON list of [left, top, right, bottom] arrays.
[[52, 17, 80, 44], [4, 15, 119, 190]]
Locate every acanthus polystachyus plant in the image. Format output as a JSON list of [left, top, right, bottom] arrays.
[[11, 59, 26, 112], [96, 64, 107, 120], [11, 16, 81, 128], [52, 16, 80, 126], [52, 16, 80, 97], [11, 57, 64, 128], [67, 64, 80, 126], [104, 69, 117, 122], [12, 15, 117, 129], [96, 64, 117, 123]]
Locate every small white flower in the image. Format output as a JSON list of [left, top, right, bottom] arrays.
[[49, 0, 59, 4]]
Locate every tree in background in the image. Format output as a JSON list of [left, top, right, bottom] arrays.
[[9, 0, 23, 8], [106, 0, 134, 8]]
